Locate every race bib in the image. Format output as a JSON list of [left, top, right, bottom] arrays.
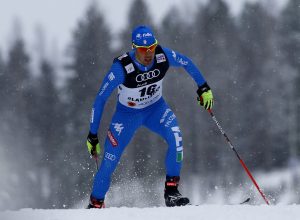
[[118, 80, 163, 109]]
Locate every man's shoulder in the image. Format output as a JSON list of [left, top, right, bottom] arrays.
[[114, 52, 130, 62], [112, 52, 136, 75], [158, 46, 177, 61], [114, 51, 135, 64], [158, 46, 170, 53]]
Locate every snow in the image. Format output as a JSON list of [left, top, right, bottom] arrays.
[[1, 205, 300, 220]]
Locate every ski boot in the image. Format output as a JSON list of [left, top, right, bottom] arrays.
[[87, 195, 105, 209], [164, 176, 190, 207]]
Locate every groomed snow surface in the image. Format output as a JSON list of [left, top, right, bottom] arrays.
[[1, 205, 300, 220]]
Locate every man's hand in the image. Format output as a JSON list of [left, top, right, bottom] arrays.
[[87, 132, 101, 156], [197, 82, 214, 110]]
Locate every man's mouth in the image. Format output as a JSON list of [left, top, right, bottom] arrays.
[[144, 57, 152, 64]]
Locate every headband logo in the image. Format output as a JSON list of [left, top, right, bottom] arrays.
[[136, 33, 142, 40]]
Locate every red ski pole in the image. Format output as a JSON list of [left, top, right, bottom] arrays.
[[94, 155, 99, 171], [91, 146, 99, 171], [207, 108, 270, 205]]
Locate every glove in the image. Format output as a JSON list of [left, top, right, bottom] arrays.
[[87, 132, 101, 156], [197, 82, 214, 110]]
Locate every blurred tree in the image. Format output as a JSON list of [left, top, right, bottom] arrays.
[[4, 34, 44, 208], [6, 38, 31, 139], [27, 59, 65, 207], [0, 50, 5, 114], [238, 3, 288, 169], [0, 49, 8, 142], [192, 0, 242, 178], [279, 0, 300, 156], [64, 1, 113, 206], [119, 0, 154, 51], [159, 6, 188, 50], [36, 60, 61, 160]]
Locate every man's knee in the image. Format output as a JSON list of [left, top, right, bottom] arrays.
[[99, 151, 120, 174]]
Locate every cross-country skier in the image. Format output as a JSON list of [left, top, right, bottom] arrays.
[[86, 25, 214, 208]]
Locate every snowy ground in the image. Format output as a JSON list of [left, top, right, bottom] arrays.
[[1, 205, 300, 220]]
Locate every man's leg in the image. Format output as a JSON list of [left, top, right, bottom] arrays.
[[144, 101, 189, 206], [90, 110, 142, 202], [144, 101, 183, 176]]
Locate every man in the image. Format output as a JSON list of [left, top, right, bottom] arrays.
[[86, 25, 213, 208]]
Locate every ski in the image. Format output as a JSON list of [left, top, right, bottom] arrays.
[[188, 197, 251, 206], [86, 197, 251, 208]]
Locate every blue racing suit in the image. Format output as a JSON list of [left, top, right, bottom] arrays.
[[90, 45, 207, 199]]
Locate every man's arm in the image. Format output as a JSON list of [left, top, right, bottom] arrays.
[[162, 47, 206, 86], [89, 61, 125, 134], [162, 47, 213, 110]]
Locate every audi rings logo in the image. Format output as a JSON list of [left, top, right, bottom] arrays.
[[136, 69, 160, 82], [105, 152, 116, 161]]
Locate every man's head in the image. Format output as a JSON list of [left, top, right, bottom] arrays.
[[132, 25, 158, 66]]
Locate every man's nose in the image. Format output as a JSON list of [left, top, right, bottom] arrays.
[[145, 50, 154, 55]]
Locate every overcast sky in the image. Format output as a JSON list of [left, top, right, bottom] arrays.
[[0, 0, 287, 56]]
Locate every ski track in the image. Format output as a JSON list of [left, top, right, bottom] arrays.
[[1, 205, 300, 220]]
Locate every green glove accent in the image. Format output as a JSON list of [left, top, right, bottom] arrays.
[[197, 82, 214, 110], [87, 132, 101, 156], [199, 90, 214, 110]]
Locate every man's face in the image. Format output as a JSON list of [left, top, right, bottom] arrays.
[[134, 41, 158, 66], [135, 49, 155, 66]]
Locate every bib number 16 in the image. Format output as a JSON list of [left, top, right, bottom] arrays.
[[139, 84, 158, 97]]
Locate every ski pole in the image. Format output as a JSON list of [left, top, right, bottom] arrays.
[[91, 146, 99, 171], [94, 155, 99, 171], [207, 108, 270, 205]]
